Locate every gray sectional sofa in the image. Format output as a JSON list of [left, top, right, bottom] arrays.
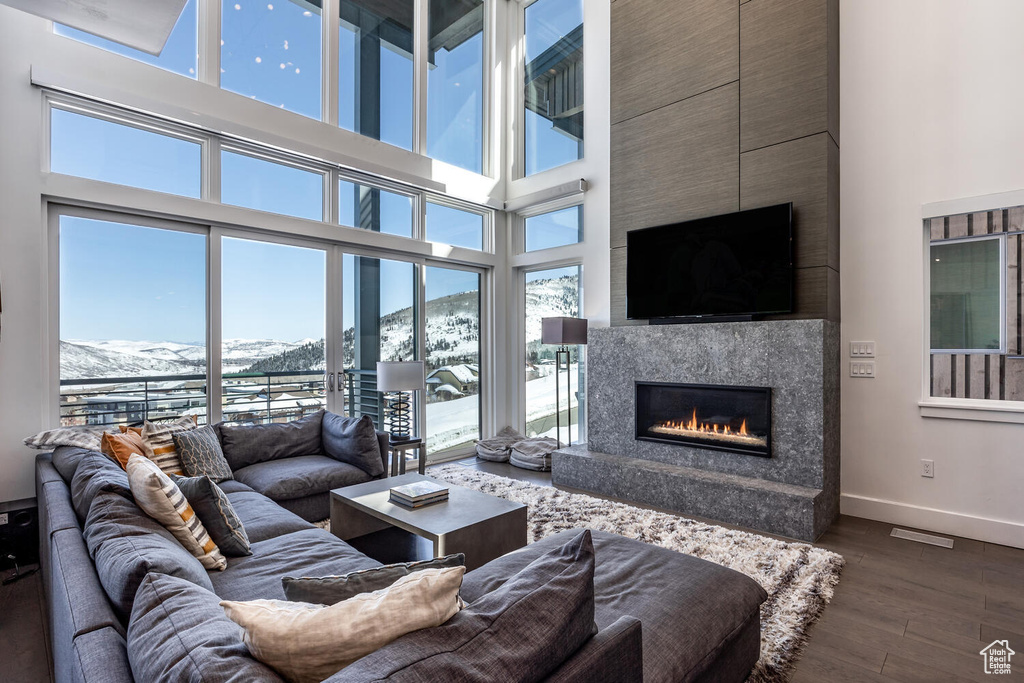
[[35, 418, 768, 683]]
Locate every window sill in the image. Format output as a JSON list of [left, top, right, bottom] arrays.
[[919, 398, 1024, 423]]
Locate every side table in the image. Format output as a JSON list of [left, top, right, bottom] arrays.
[[389, 438, 425, 476]]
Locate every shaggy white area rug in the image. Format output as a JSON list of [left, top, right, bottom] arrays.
[[425, 463, 845, 683]]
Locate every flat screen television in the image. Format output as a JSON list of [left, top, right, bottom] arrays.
[[626, 203, 793, 320]]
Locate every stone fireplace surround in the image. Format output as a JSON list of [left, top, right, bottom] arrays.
[[552, 320, 840, 541]]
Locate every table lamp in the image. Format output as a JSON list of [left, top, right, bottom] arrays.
[[376, 360, 425, 443], [541, 317, 588, 448]]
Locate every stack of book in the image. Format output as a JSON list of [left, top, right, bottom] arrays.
[[389, 480, 449, 508]]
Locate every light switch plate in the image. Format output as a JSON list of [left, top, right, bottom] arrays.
[[850, 361, 875, 378], [0, 513, 7, 526], [850, 341, 876, 358]]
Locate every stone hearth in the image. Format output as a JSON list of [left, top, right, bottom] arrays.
[[552, 320, 839, 541]]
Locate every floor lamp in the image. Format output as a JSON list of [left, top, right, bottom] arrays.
[[541, 317, 588, 448], [376, 360, 425, 443]]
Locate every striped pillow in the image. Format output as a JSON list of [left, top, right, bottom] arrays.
[[126, 453, 227, 571], [141, 416, 197, 476]]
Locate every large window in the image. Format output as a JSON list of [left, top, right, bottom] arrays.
[[427, 0, 485, 173], [425, 266, 481, 454], [221, 238, 327, 423], [339, 0, 414, 150], [221, 0, 323, 119], [524, 205, 582, 252], [54, 0, 199, 78], [524, 265, 583, 443], [426, 201, 484, 250], [339, 180, 415, 238], [930, 237, 1004, 352], [523, 0, 583, 175], [221, 150, 325, 221], [59, 216, 208, 425], [50, 109, 202, 198]]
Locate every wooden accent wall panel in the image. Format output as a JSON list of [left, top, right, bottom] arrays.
[[739, 0, 837, 152], [610, 83, 739, 248], [610, 246, 646, 327], [611, 0, 738, 125], [740, 132, 839, 271]]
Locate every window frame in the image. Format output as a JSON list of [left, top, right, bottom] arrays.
[[516, 194, 583, 254], [928, 233, 1007, 356], [423, 193, 492, 252], [219, 142, 331, 222]]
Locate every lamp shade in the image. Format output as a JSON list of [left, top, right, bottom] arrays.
[[376, 361, 425, 392], [541, 317, 588, 345]]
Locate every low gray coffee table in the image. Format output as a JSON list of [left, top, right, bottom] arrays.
[[330, 473, 528, 571]]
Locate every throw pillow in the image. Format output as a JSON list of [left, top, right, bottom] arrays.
[[174, 424, 233, 482], [282, 554, 465, 604], [174, 475, 251, 557], [69, 451, 134, 521], [321, 412, 384, 477], [141, 415, 197, 475], [221, 566, 466, 683], [23, 425, 117, 451], [330, 530, 596, 683], [128, 573, 280, 683], [101, 430, 146, 469], [126, 453, 227, 571]]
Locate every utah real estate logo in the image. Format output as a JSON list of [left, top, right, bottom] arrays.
[[980, 640, 1014, 675]]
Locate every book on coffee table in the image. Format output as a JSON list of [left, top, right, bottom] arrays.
[[389, 480, 449, 507]]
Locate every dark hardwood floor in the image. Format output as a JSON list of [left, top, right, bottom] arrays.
[[4, 457, 1022, 682]]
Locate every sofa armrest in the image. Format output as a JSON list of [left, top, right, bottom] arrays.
[[544, 616, 643, 683], [375, 431, 390, 478]]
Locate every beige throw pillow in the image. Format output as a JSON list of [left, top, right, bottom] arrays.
[[126, 453, 227, 571], [221, 566, 466, 683], [141, 415, 197, 475]]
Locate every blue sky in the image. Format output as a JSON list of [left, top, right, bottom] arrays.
[[55, 1, 579, 342]]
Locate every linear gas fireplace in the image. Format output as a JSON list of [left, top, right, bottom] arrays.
[[635, 382, 772, 457]]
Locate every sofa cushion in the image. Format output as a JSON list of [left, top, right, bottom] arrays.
[[69, 450, 133, 521], [50, 446, 96, 482], [175, 475, 252, 557], [175, 423, 234, 482], [224, 490, 314, 543], [221, 566, 466, 683], [69, 627, 133, 683], [233, 455, 371, 502], [283, 554, 466, 605], [127, 453, 227, 571], [218, 479, 255, 494], [219, 411, 325, 470], [322, 412, 385, 477], [331, 530, 596, 683], [461, 529, 768, 683], [209, 528, 381, 602], [84, 491, 215, 619], [129, 573, 282, 683]]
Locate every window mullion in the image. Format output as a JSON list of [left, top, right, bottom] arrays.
[[199, 0, 222, 87], [207, 226, 224, 424], [413, 0, 429, 156], [323, 0, 340, 127]]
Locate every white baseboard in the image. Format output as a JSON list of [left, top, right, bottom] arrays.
[[840, 493, 1024, 549]]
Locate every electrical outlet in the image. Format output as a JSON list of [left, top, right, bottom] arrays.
[[850, 341, 876, 358], [921, 459, 934, 478], [0, 513, 7, 526], [850, 361, 875, 378]]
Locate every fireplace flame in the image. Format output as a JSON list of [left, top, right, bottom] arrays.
[[650, 409, 766, 449]]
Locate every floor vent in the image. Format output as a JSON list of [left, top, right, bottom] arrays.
[[890, 528, 954, 548]]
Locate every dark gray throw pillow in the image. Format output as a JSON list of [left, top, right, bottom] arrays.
[[282, 554, 465, 604], [321, 412, 384, 477], [218, 410, 325, 470], [327, 530, 596, 683], [69, 451, 134, 521], [173, 475, 251, 557], [174, 424, 233, 482], [128, 573, 280, 683]]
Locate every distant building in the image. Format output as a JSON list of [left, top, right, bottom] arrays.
[[427, 364, 479, 398]]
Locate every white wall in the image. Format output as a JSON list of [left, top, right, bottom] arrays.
[[841, 0, 1024, 548]]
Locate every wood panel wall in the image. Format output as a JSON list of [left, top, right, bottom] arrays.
[[929, 208, 1024, 400], [609, 0, 840, 325]]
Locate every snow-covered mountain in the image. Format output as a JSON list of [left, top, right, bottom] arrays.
[[60, 276, 575, 380]]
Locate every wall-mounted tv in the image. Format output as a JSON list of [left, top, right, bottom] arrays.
[[626, 203, 793, 321]]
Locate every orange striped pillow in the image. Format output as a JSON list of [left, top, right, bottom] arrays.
[[126, 453, 226, 571], [100, 430, 146, 469], [141, 416, 197, 476]]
